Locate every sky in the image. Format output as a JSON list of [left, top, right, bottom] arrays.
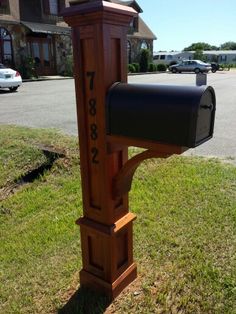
[[135, 0, 236, 52]]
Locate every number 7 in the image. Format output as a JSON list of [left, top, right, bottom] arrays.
[[86, 71, 95, 91]]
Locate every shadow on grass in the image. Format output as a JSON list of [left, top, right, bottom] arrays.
[[58, 287, 110, 314]]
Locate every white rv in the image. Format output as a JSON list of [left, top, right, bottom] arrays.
[[153, 51, 193, 65]]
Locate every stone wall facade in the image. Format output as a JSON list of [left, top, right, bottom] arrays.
[[54, 34, 72, 75], [0, 22, 23, 67], [128, 37, 154, 64], [0, 21, 73, 76]]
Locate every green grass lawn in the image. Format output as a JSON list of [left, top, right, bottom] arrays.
[[0, 125, 235, 314]]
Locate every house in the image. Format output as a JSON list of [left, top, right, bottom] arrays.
[[0, 0, 156, 76], [153, 50, 236, 66], [0, 0, 71, 76], [107, 0, 157, 63], [203, 50, 236, 64]]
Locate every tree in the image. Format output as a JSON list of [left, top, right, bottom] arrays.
[[184, 42, 217, 51], [193, 49, 204, 61], [220, 41, 236, 50], [139, 49, 150, 72]]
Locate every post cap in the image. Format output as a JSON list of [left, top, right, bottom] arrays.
[[62, 0, 138, 19]]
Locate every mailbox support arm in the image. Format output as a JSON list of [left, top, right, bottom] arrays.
[[112, 149, 172, 198], [107, 136, 188, 198]]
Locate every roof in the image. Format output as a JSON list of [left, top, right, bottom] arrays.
[[154, 50, 236, 56], [105, 1, 156, 40], [203, 50, 236, 55], [130, 17, 157, 40], [21, 21, 71, 35], [21, 1, 156, 40], [183, 50, 236, 55], [154, 51, 192, 56]]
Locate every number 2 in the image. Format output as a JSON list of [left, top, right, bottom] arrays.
[[91, 147, 99, 164]]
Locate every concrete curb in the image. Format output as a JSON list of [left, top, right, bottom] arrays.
[[23, 76, 73, 83], [22, 72, 169, 82], [128, 71, 168, 76]]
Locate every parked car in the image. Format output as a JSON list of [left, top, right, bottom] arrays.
[[211, 62, 220, 73], [169, 60, 212, 74], [0, 64, 22, 92]]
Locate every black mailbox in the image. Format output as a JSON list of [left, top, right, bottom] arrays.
[[106, 83, 216, 148]]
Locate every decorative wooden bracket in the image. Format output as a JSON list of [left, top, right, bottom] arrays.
[[108, 135, 188, 199], [112, 149, 171, 198]]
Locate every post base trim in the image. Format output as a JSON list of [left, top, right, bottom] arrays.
[[80, 262, 137, 300]]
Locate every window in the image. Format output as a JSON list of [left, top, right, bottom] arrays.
[[43, 0, 64, 15], [32, 42, 41, 65], [141, 41, 148, 50], [43, 42, 50, 66], [49, 0, 58, 15], [0, 0, 10, 14], [27, 37, 55, 75], [127, 40, 131, 64], [0, 27, 13, 66], [220, 55, 227, 62], [133, 17, 139, 32], [160, 55, 165, 60], [0, 0, 8, 7]]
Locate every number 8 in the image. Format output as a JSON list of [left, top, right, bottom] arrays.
[[89, 98, 96, 116]]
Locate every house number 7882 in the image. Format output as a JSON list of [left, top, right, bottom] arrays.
[[86, 71, 99, 164]]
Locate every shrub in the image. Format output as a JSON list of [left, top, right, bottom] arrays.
[[64, 54, 74, 77], [128, 64, 136, 73], [132, 63, 140, 72], [139, 49, 150, 72], [225, 63, 231, 70], [18, 57, 37, 79], [219, 63, 231, 71], [156, 63, 167, 72], [148, 63, 156, 72]]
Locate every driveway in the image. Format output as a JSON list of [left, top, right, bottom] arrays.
[[0, 72, 235, 163]]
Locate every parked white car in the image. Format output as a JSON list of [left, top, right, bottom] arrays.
[[0, 63, 22, 92]]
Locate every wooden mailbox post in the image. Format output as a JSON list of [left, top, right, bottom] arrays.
[[63, 0, 216, 300], [63, 0, 139, 299]]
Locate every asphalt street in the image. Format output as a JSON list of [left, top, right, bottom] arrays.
[[0, 72, 235, 163]]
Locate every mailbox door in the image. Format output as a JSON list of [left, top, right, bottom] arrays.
[[195, 88, 216, 145]]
